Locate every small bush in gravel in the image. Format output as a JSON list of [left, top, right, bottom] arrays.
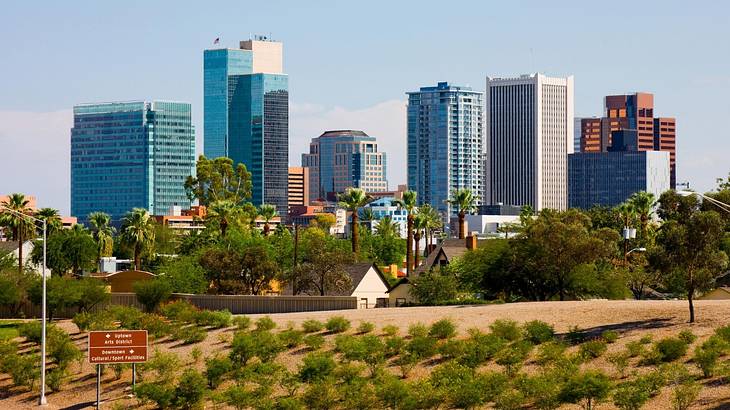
[[325, 316, 351, 333], [174, 326, 206, 345], [279, 329, 305, 349], [494, 388, 526, 410], [303, 334, 325, 351], [232, 315, 252, 331], [607, 352, 630, 378], [579, 339, 608, 360], [45, 367, 66, 392], [490, 319, 521, 341], [672, 381, 701, 410], [559, 370, 612, 410], [231, 331, 283, 365], [0, 340, 19, 373], [516, 373, 562, 410], [110, 305, 145, 328], [407, 322, 429, 338], [299, 352, 336, 382], [173, 369, 208, 409], [634, 370, 666, 397], [302, 319, 325, 333], [613, 380, 651, 410], [73, 311, 115, 332], [205, 355, 232, 388], [136, 313, 171, 339], [256, 316, 277, 332], [382, 324, 399, 336], [459, 331, 507, 368], [694, 345, 721, 378], [428, 318, 457, 340], [439, 339, 467, 360], [601, 330, 619, 344], [142, 349, 180, 383], [652, 337, 688, 363], [384, 336, 406, 358], [357, 321, 375, 334], [195, 309, 232, 328], [396, 352, 420, 378], [7, 353, 39, 390], [406, 336, 438, 359], [48, 331, 83, 370], [523, 320, 555, 345], [715, 325, 730, 342], [639, 335, 653, 344], [678, 330, 697, 345], [495, 341, 532, 376], [535, 341, 567, 365], [301, 380, 339, 409], [135, 382, 175, 409], [625, 340, 645, 357], [160, 300, 198, 322]]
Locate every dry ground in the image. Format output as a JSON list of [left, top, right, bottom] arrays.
[[1, 299, 729, 409]]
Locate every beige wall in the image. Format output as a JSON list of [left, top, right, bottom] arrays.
[[699, 289, 730, 300], [388, 283, 415, 306], [240, 40, 283, 74]]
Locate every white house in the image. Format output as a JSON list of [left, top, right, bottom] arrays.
[[0, 240, 44, 275], [340, 263, 391, 308]]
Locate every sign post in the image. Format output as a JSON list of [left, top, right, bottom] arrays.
[[88, 330, 148, 409]]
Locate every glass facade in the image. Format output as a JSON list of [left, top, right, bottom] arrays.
[[71, 101, 195, 224]]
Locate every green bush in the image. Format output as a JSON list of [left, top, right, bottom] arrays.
[[205, 355, 233, 388], [230, 330, 283, 365], [173, 326, 206, 344], [523, 320, 555, 344], [222, 385, 253, 410], [494, 388, 526, 410], [653, 337, 688, 363], [613, 380, 651, 410], [678, 330, 697, 345], [232, 315, 252, 331], [625, 340, 645, 357], [72, 311, 115, 332], [135, 382, 175, 409], [279, 328, 304, 348], [405, 336, 438, 359], [48, 330, 82, 369], [133, 279, 172, 312], [303, 334, 324, 351], [275, 397, 305, 410], [357, 321, 375, 334], [381, 324, 399, 336], [298, 352, 336, 382], [301, 380, 339, 410], [396, 352, 420, 378], [141, 349, 180, 383], [109, 305, 144, 328], [7, 353, 39, 390], [607, 352, 630, 378], [45, 367, 66, 392], [459, 331, 507, 368], [601, 330, 619, 344], [559, 370, 612, 410], [672, 381, 701, 410], [430, 362, 498, 409], [255, 316, 277, 332], [639, 335, 653, 344], [517, 374, 562, 410], [325, 316, 351, 333], [490, 319, 521, 341], [579, 339, 608, 360], [135, 313, 171, 339], [0, 340, 19, 373], [384, 336, 405, 358], [438, 339, 467, 360], [693, 345, 721, 378], [407, 322, 429, 338], [634, 370, 666, 397], [495, 341, 532, 376], [535, 341, 567, 365], [715, 324, 730, 342], [110, 363, 129, 380], [173, 369, 208, 409], [160, 299, 198, 323], [18, 320, 56, 344], [301, 319, 325, 333], [194, 309, 232, 328], [428, 318, 457, 340], [566, 325, 585, 345]]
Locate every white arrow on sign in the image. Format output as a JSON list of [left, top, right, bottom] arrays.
[[129, 349, 135, 354], [106, 334, 111, 338]]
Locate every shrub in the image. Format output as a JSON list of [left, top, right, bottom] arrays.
[[301, 319, 325, 333], [625, 340, 645, 357], [357, 321, 375, 334], [160, 299, 198, 322], [222, 385, 253, 410], [490, 319, 521, 341], [303, 334, 324, 351], [567, 325, 585, 345], [428, 318, 457, 340], [73, 311, 115, 332], [325, 316, 351, 333], [254, 331, 285, 362], [275, 397, 305, 410], [535, 341, 567, 365], [607, 352, 630, 378], [205, 355, 232, 388], [634, 370, 666, 397], [494, 388, 526, 410], [7, 353, 39, 390], [141, 349, 180, 383], [639, 335, 653, 344], [0, 340, 19, 373], [405, 336, 438, 359], [672, 381, 701, 410], [190, 347, 203, 364], [653, 337, 688, 363], [678, 330, 697, 345], [430, 363, 499, 409], [715, 324, 730, 342], [18, 321, 53, 344], [109, 305, 144, 328], [279, 329, 304, 349], [173, 326, 206, 344], [48, 331, 82, 370], [579, 339, 608, 360], [693, 345, 721, 378], [459, 331, 508, 368], [135, 382, 175, 409], [45, 367, 66, 392], [135, 313, 171, 339], [382, 324, 399, 337], [495, 341, 532, 376], [613, 380, 651, 410], [133, 279, 172, 312], [231, 315, 252, 331], [230, 331, 281, 365], [439, 339, 467, 360], [173, 369, 208, 409], [523, 320, 555, 344], [301, 380, 339, 410], [375, 375, 414, 408], [255, 316, 277, 332], [559, 370, 612, 410], [384, 336, 405, 358], [194, 309, 232, 328], [299, 352, 336, 382], [517, 374, 561, 410], [110, 363, 129, 380], [601, 330, 619, 344]]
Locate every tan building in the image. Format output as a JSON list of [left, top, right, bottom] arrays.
[[90, 270, 156, 293], [240, 36, 283, 74], [288, 167, 310, 209]]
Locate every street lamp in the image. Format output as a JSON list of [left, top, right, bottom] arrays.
[[0, 205, 48, 406], [677, 190, 730, 214], [626, 247, 647, 257]]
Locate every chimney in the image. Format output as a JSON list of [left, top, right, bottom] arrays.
[[465, 235, 477, 250]]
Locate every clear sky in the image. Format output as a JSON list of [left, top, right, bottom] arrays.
[[1, 0, 728, 214]]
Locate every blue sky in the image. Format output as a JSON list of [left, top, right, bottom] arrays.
[[1, 0, 728, 214]]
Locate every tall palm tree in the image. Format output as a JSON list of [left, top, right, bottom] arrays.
[[258, 204, 278, 236], [35, 207, 62, 235], [447, 188, 477, 239], [0, 193, 35, 273], [393, 190, 418, 276], [418, 204, 442, 254], [360, 208, 376, 232], [412, 214, 429, 268], [88, 211, 116, 259], [627, 191, 656, 242], [375, 216, 400, 238], [206, 200, 242, 237], [120, 208, 156, 271], [338, 188, 372, 255]]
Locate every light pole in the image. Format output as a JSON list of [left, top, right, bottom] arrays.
[[677, 190, 730, 214], [0, 205, 48, 406], [625, 247, 646, 257]]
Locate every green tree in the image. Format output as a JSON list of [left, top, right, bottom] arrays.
[[374, 216, 400, 238], [0, 193, 36, 274], [419, 204, 442, 252], [656, 190, 699, 222], [447, 188, 477, 239], [626, 191, 656, 244], [560, 370, 612, 410], [120, 208, 156, 271], [258, 204, 278, 236], [338, 187, 372, 255], [206, 200, 244, 238], [393, 190, 418, 276], [412, 213, 428, 268], [35, 208, 62, 235], [29, 276, 82, 320], [360, 207, 375, 233], [88, 211, 115, 259], [31, 226, 97, 276], [409, 272, 460, 304], [289, 230, 354, 296], [156, 255, 208, 294], [184, 155, 252, 205]]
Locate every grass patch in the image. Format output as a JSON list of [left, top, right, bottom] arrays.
[[0, 321, 21, 340]]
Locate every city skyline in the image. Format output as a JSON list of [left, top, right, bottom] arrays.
[[1, 1, 728, 213]]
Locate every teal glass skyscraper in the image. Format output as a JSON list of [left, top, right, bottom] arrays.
[[204, 37, 289, 215], [71, 101, 195, 224]]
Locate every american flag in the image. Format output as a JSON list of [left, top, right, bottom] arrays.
[[213, 37, 220, 45]]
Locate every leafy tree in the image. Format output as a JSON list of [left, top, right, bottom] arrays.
[[409, 272, 460, 305], [393, 190, 418, 276], [289, 230, 354, 296], [559, 370, 612, 410], [156, 255, 208, 294], [338, 187, 372, 255], [88, 211, 115, 258], [31, 225, 97, 275], [258, 204, 278, 236], [184, 155, 252, 205], [29, 276, 82, 320], [447, 188, 477, 239], [238, 244, 280, 295], [311, 213, 336, 233], [133, 279, 172, 312], [120, 208, 156, 271], [656, 190, 699, 222], [449, 238, 511, 297], [365, 232, 405, 267], [35, 208, 62, 235], [0, 193, 36, 274], [651, 210, 728, 322], [206, 200, 244, 238], [585, 205, 622, 232], [75, 278, 110, 311]]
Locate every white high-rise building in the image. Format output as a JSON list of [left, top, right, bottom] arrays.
[[485, 73, 574, 211]]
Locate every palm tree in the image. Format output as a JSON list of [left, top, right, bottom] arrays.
[[0, 193, 35, 273], [206, 200, 242, 237], [338, 188, 372, 254], [412, 214, 428, 268], [393, 190, 418, 276], [258, 204, 278, 236], [120, 208, 156, 271], [418, 204, 442, 254], [35, 207, 62, 235], [447, 188, 477, 239], [360, 208, 375, 232], [627, 191, 656, 242], [88, 211, 116, 259], [375, 216, 400, 238]]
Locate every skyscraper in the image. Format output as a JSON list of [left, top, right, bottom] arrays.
[[203, 36, 289, 215], [71, 101, 195, 223], [485, 73, 574, 211], [302, 130, 388, 201], [407, 82, 484, 218], [288, 166, 309, 209]]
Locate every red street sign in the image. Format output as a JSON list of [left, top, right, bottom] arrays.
[[88, 330, 148, 364]]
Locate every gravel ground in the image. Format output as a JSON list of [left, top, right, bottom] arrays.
[[1, 299, 729, 409]]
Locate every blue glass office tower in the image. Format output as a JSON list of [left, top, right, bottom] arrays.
[[71, 101, 195, 224], [407, 82, 484, 218], [203, 38, 289, 215]]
